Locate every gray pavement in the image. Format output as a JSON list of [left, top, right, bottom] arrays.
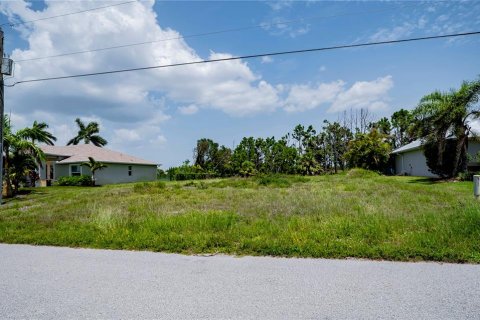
[[0, 244, 479, 319]]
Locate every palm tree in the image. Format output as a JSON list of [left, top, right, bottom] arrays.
[[17, 121, 57, 145], [82, 157, 107, 186], [2, 116, 46, 197], [67, 118, 107, 147], [412, 78, 480, 177]]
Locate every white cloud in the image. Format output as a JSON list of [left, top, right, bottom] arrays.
[[0, 0, 297, 169], [261, 56, 274, 64], [284, 81, 345, 112], [369, 23, 416, 42], [51, 124, 75, 145], [0, 0, 284, 140], [149, 135, 167, 146], [367, 3, 480, 45], [328, 76, 393, 113], [8, 113, 28, 130], [267, 1, 293, 11], [113, 129, 141, 143], [178, 104, 199, 115], [283, 76, 394, 113], [261, 16, 310, 38]]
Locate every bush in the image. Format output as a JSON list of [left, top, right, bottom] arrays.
[[344, 129, 391, 172], [133, 181, 167, 193], [56, 175, 92, 186], [457, 171, 478, 181], [256, 175, 292, 188], [167, 164, 217, 181]]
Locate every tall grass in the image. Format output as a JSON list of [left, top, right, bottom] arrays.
[[1, 173, 479, 262]]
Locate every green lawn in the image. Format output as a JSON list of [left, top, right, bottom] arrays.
[[1, 170, 479, 263]]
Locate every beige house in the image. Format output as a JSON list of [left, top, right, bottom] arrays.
[[39, 144, 157, 186], [392, 139, 480, 177]]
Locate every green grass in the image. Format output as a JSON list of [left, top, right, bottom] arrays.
[[1, 171, 479, 263]]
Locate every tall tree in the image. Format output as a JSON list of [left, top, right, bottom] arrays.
[[322, 121, 352, 173], [17, 121, 57, 145], [344, 129, 391, 172], [67, 118, 107, 147], [391, 109, 414, 148], [411, 78, 480, 177], [2, 116, 45, 197], [369, 117, 392, 136]]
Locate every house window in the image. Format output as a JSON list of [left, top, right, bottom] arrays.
[[70, 165, 81, 176], [128, 166, 132, 176]]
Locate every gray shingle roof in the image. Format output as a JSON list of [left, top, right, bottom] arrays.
[[41, 144, 156, 165]]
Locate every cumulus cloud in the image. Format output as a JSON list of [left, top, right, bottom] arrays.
[[284, 81, 345, 112], [149, 134, 167, 146], [0, 0, 283, 150], [328, 76, 393, 113], [283, 76, 394, 113], [113, 129, 141, 143]]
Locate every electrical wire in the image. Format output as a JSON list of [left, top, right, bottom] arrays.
[[5, 31, 480, 87], [13, 3, 423, 63], [0, 1, 137, 27]]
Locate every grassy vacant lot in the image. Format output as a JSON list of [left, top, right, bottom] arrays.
[[1, 170, 479, 263]]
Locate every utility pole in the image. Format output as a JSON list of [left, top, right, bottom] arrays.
[[0, 27, 4, 205]]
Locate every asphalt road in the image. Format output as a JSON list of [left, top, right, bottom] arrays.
[[0, 244, 479, 319]]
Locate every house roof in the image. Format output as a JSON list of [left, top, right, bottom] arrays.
[[41, 144, 157, 166], [391, 140, 423, 154], [392, 135, 480, 154]]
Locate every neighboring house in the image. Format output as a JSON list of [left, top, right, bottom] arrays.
[[392, 139, 480, 177], [39, 144, 157, 186]]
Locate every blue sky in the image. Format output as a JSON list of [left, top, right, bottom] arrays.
[[1, 0, 479, 168]]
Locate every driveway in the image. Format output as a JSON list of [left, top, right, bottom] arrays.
[[0, 244, 479, 319]]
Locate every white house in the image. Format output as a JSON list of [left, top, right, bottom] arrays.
[[39, 144, 157, 186], [392, 139, 480, 177]]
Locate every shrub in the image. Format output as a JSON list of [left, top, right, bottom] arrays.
[[167, 164, 217, 181], [133, 181, 167, 193], [256, 175, 292, 188], [156, 181, 167, 189], [344, 129, 391, 172], [56, 175, 92, 186], [457, 171, 478, 181]]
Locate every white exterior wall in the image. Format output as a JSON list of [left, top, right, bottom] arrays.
[[395, 149, 437, 177], [93, 163, 156, 185], [54, 163, 156, 185], [394, 141, 480, 177]]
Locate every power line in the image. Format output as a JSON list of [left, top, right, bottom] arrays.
[[0, 1, 137, 27], [5, 31, 480, 87], [13, 3, 422, 63]]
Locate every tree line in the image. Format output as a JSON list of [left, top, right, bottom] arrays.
[[167, 77, 480, 180], [2, 77, 479, 196]]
